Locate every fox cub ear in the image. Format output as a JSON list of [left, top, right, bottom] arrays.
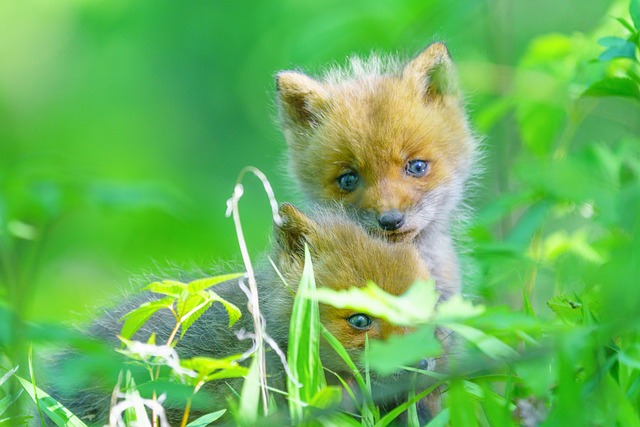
[[275, 203, 317, 257], [276, 71, 329, 128], [403, 42, 458, 100]]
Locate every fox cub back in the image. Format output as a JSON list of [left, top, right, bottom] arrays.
[[276, 42, 479, 298], [50, 204, 438, 425]]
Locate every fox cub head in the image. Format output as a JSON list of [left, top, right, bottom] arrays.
[[276, 42, 477, 241], [273, 203, 432, 375]]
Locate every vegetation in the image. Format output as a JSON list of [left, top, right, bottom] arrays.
[[1, 0, 640, 425]]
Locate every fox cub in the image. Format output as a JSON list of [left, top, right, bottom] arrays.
[[276, 42, 478, 300], [51, 204, 439, 425]]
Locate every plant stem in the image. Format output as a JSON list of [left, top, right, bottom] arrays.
[[180, 397, 192, 427]]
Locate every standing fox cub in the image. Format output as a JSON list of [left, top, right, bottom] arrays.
[[50, 204, 440, 425], [276, 42, 478, 299]]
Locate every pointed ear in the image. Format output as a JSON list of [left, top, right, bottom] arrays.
[[276, 71, 329, 128], [403, 42, 458, 100], [274, 203, 317, 257]]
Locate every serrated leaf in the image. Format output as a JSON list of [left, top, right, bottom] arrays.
[[583, 77, 640, 101], [15, 376, 88, 427], [311, 279, 439, 327], [180, 300, 212, 339], [145, 280, 187, 297], [206, 290, 242, 328], [120, 297, 174, 340], [188, 273, 244, 293], [367, 327, 442, 375], [185, 410, 227, 427]]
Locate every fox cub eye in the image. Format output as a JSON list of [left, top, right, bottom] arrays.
[[347, 313, 372, 330], [337, 171, 359, 192], [405, 160, 429, 177]]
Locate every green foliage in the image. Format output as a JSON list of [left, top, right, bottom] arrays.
[[2, 0, 640, 425]]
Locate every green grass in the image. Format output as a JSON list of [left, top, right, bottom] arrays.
[[2, 1, 640, 426]]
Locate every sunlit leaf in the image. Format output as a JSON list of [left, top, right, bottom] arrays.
[[145, 280, 187, 297], [311, 279, 439, 326], [206, 290, 242, 328], [120, 297, 175, 340], [185, 410, 227, 427], [15, 376, 89, 427], [188, 273, 245, 293], [583, 77, 640, 101], [367, 327, 442, 375], [446, 324, 518, 361]]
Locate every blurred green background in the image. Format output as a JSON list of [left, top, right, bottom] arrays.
[[0, 0, 636, 326]]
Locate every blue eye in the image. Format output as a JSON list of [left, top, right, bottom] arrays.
[[347, 313, 372, 330], [337, 171, 359, 192], [405, 160, 429, 177]]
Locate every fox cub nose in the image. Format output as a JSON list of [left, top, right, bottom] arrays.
[[378, 210, 405, 231]]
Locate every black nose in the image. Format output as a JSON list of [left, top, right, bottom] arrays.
[[378, 210, 405, 231]]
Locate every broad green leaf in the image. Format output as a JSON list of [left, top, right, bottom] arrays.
[[597, 37, 637, 60], [448, 380, 478, 427], [447, 323, 518, 361], [367, 327, 442, 376], [188, 273, 244, 293], [145, 280, 187, 297], [206, 290, 242, 328], [583, 77, 640, 101], [185, 410, 227, 427], [178, 292, 211, 339], [435, 294, 486, 322], [15, 376, 88, 427], [182, 355, 248, 384], [541, 229, 606, 264], [120, 296, 174, 340], [311, 279, 439, 326], [287, 245, 325, 422], [424, 408, 450, 427]]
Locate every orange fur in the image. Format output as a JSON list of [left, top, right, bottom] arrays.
[[276, 42, 479, 299]]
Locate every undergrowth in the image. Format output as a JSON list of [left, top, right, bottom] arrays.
[[1, 1, 640, 426]]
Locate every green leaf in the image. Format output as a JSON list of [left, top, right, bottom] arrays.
[[367, 327, 442, 375], [435, 294, 486, 322], [206, 290, 242, 328], [178, 293, 211, 339], [583, 77, 640, 101], [145, 280, 186, 297], [619, 344, 640, 370], [446, 323, 518, 361], [311, 279, 439, 326], [631, 0, 640, 30], [185, 410, 227, 427], [0, 389, 22, 418], [598, 40, 637, 61], [15, 376, 88, 427], [308, 386, 342, 409], [188, 273, 244, 293], [0, 366, 18, 387], [547, 294, 583, 323], [120, 296, 175, 340], [237, 356, 260, 426], [287, 245, 325, 422]]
